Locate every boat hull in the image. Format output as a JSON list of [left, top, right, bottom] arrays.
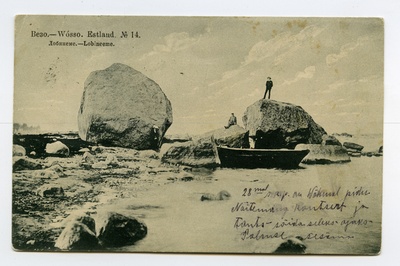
[[217, 146, 310, 169]]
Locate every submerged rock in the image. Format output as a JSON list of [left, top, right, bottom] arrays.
[[177, 171, 194, 181], [201, 190, 231, 201], [96, 212, 147, 247], [243, 99, 326, 149], [295, 144, 350, 164], [78, 63, 173, 150], [273, 236, 307, 254]]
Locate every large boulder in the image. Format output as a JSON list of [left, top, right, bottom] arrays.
[[78, 63, 173, 150], [162, 125, 248, 167], [243, 100, 327, 149]]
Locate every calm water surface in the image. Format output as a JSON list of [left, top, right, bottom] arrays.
[[99, 151, 382, 254]]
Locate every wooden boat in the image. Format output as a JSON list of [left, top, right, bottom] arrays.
[[216, 146, 310, 169]]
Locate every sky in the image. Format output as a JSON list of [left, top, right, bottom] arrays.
[[14, 16, 384, 136]]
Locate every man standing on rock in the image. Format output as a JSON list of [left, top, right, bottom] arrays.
[[225, 113, 237, 129], [263, 77, 273, 99]]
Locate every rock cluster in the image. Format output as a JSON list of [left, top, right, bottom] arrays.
[[162, 125, 248, 167], [55, 212, 147, 250]]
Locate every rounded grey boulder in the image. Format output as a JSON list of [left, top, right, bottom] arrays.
[[78, 63, 173, 150], [243, 99, 326, 149]]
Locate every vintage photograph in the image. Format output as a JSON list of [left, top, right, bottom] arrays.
[[13, 15, 383, 254]]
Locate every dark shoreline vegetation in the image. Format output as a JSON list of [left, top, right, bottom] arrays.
[[13, 132, 92, 158]]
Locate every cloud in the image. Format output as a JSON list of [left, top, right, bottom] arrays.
[[326, 36, 369, 67], [141, 32, 199, 59], [243, 25, 324, 66], [283, 66, 316, 85], [206, 24, 325, 96]]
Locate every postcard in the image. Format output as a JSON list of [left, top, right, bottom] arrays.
[[13, 15, 383, 254]]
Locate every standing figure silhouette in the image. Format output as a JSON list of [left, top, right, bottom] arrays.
[[263, 77, 273, 99]]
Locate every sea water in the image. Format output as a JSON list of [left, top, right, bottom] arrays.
[[100, 134, 383, 254]]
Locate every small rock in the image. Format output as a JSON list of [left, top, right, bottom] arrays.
[[362, 151, 374, 157], [55, 215, 98, 251], [321, 134, 341, 146], [343, 142, 364, 152], [36, 184, 64, 197], [333, 132, 353, 138], [34, 170, 60, 179], [139, 150, 160, 159], [91, 146, 104, 153], [48, 163, 64, 170], [91, 161, 109, 169], [13, 157, 42, 172], [378, 146, 383, 153], [177, 171, 194, 181], [179, 165, 192, 172], [46, 141, 70, 157], [13, 144, 26, 157], [349, 152, 361, 157], [99, 168, 136, 176], [26, 240, 35, 245], [105, 154, 120, 167], [78, 148, 91, 153], [346, 148, 360, 154], [82, 151, 97, 164]]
